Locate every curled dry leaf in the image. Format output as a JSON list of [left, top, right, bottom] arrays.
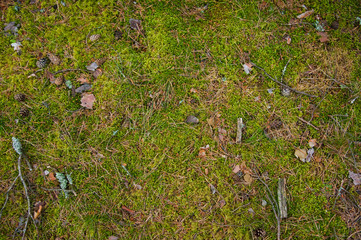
[[295, 149, 307, 162], [349, 171, 361, 186], [77, 75, 90, 84], [244, 173, 253, 185], [243, 63, 253, 74], [286, 36, 292, 44], [48, 172, 57, 181], [81, 93, 96, 109], [92, 69, 103, 79], [233, 165, 241, 174], [297, 9, 314, 19], [198, 148, 206, 158], [305, 148, 314, 162], [309, 139, 317, 148], [317, 32, 328, 42]]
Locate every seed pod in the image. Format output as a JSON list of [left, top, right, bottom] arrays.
[[47, 53, 61, 65], [14, 93, 26, 102], [89, 34, 100, 42]]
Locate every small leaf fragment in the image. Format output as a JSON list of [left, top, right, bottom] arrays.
[[81, 93, 96, 109], [349, 170, 361, 186], [308, 139, 317, 148], [295, 149, 308, 162], [86, 62, 99, 71]]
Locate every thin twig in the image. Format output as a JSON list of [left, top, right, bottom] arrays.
[[0, 175, 19, 220], [41, 187, 77, 196], [18, 155, 32, 240], [251, 62, 317, 98], [297, 117, 320, 130]]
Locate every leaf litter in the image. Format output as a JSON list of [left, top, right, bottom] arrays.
[[81, 93, 96, 109]]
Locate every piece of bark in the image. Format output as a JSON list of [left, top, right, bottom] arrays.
[[236, 118, 244, 143], [278, 178, 287, 219]]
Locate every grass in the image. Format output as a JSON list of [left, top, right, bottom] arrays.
[[1, 0, 361, 239]]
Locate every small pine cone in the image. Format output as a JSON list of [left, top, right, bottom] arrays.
[[36, 57, 49, 69], [89, 34, 100, 42], [47, 53, 61, 65], [14, 93, 26, 102], [95, 57, 107, 67], [54, 76, 64, 86], [254, 228, 266, 238], [19, 107, 30, 117], [269, 119, 283, 130]]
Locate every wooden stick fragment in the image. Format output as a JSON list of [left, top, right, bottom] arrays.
[[278, 178, 287, 219], [236, 118, 244, 144]]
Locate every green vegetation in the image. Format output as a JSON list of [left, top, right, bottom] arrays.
[[1, 0, 360, 239]]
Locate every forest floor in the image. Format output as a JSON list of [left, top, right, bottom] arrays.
[[0, 0, 361, 239]]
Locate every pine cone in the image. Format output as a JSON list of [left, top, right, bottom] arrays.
[[19, 107, 30, 117], [14, 93, 26, 102], [36, 57, 49, 69], [95, 57, 107, 67], [254, 228, 266, 238], [47, 53, 61, 65], [54, 76, 64, 86], [269, 119, 283, 130], [89, 34, 100, 42]]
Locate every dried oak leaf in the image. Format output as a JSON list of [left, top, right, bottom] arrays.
[[317, 32, 328, 42], [295, 149, 307, 162], [77, 75, 90, 84], [81, 93, 96, 109], [48, 172, 57, 181]]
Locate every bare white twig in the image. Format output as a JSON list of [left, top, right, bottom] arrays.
[[18, 155, 32, 240], [0, 175, 19, 220]]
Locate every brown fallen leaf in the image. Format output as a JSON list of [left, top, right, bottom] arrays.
[[297, 9, 314, 19], [240, 162, 252, 175], [349, 171, 361, 186], [233, 165, 241, 174], [34, 201, 46, 220], [295, 149, 307, 162], [81, 93, 96, 109], [122, 205, 135, 215], [198, 148, 206, 158], [48, 172, 57, 181], [317, 32, 328, 42], [244, 173, 253, 185], [309, 139, 317, 148], [286, 36, 292, 44], [77, 75, 90, 84]]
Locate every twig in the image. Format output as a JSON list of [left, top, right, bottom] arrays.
[[236, 118, 244, 144], [18, 155, 32, 240], [0, 175, 19, 220], [254, 172, 281, 240], [297, 117, 320, 130], [251, 62, 317, 98]]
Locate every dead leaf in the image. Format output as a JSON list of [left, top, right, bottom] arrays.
[[297, 9, 314, 19], [349, 171, 361, 186], [243, 63, 253, 74], [81, 93, 96, 109], [86, 62, 98, 71], [233, 165, 241, 174], [305, 148, 314, 162], [34, 201, 45, 220], [309, 139, 317, 148], [198, 148, 206, 158], [286, 36, 292, 44], [210, 184, 216, 194], [34, 205, 43, 219], [218, 199, 226, 208], [295, 149, 307, 162], [77, 75, 90, 84], [205, 168, 208, 175], [244, 173, 253, 184], [92, 69, 103, 79], [48, 172, 57, 181], [317, 32, 328, 42], [190, 88, 198, 93], [240, 162, 252, 175]]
